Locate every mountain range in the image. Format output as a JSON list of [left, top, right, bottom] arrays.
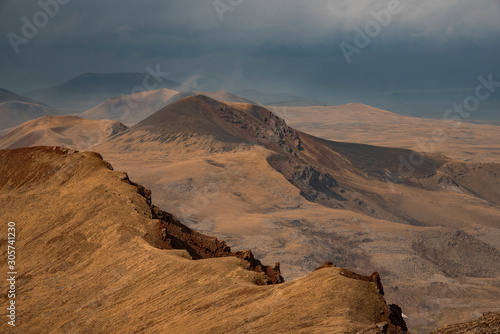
[[1, 82, 499, 332], [0, 88, 59, 134], [24, 72, 195, 113]]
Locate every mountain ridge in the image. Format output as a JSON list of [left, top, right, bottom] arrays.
[[0, 146, 408, 333]]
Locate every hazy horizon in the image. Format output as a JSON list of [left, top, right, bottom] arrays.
[[1, 0, 500, 118]]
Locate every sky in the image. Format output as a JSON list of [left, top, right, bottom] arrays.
[[0, 0, 499, 117]]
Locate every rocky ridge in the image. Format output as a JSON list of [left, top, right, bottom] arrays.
[[0, 146, 410, 333]]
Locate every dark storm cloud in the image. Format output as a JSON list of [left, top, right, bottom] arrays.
[[0, 0, 499, 116]]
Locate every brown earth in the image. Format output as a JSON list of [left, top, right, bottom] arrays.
[[0, 146, 407, 333], [429, 311, 500, 334], [2, 96, 499, 332], [93, 96, 500, 332], [0, 115, 128, 151]]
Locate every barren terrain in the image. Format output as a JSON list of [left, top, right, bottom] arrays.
[[2, 96, 499, 332], [94, 96, 500, 332], [269, 103, 500, 163], [0, 147, 406, 333]]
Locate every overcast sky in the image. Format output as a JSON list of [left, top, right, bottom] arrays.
[[1, 0, 499, 110]]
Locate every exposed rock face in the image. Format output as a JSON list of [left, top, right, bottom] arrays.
[[234, 250, 284, 284], [337, 269, 385, 296], [114, 170, 285, 285], [213, 102, 304, 157], [0, 146, 416, 333], [429, 311, 500, 334], [315, 262, 408, 334], [153, 205, 232, 259], [314, 261, 336, 271], [293, 165, 338, 196], [267, 154, 346, 205]]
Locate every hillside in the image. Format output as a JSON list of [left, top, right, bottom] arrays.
[[25, 72, 195, 113], [94, 95, 500, 332], [429, 311, 500, 334], [0, 88, 59, 132], [0, 116, 127, 150], [0, 88, 36, 103], [80, 88, 180, 124], [0, 146, 407, 333]]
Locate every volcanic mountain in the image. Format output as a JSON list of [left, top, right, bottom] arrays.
[[0, 88, 58, 133], [25, 72, 195, 113], [0, 146, 407, 333], [80, 89, 257, 125], [0, 115, 127, 150], [80, 88, 181, 124], [99, 95, 500, 222], [94, 95, 500, 331]]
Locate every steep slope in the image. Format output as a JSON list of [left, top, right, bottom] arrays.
[[0, 146, 407, 333], [25, 72, 194, 113], [0, 116, 128, 150], [0, 88, 59, 131]]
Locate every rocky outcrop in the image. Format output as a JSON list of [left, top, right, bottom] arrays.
[[338, 268, 385, 296], [234, 250, 284, 284], [119, 171, 284, 285], [214, 102, 303, 156], [152, 205, 233, 259], [152, 208, 283, 284], [316, 262, 408, 334], [0, 146, 415, 333], [267, 154, 346, 204]]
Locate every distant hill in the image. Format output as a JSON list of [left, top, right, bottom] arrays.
[[0, 115, 127, 150], [195, 91, 257, 105], [236, 89, 324, 106], [0, 88, 59, 131], [36, 94, 500, 330], [267, 103, 500, 163], [80, 88, 181, 124], [0, 87, 36, 103], [24, 72, 195, 113], [80, 89, 258, 125]]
